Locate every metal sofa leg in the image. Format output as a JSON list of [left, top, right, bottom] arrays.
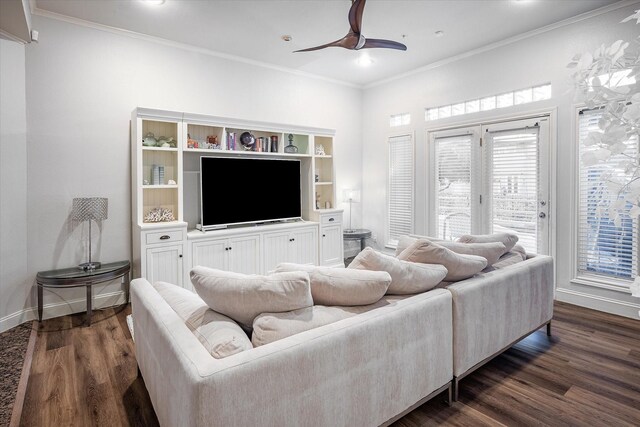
[[445, 382, 453, 406], [546, 321, 552, 337], [452, 377, 459, 402]]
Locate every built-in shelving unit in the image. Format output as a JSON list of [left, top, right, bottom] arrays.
[[131, 108, 343, 285]]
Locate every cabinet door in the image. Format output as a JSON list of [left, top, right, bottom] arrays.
[[146, 244, 183, 287], [192, 239, 228, 270], [320, 225, 343, 267], [262, 231, 292, 272], [291, 227, 318, 265], [229, 234, 261, 274]]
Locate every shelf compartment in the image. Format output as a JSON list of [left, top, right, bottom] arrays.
[[186, 123, 224, 150], [315, 184, 335, 210], [143, 188, 179, 224], [314, 136, 333, 156], [314, 157, 333, 183], [282, 133, 310, 155], [225, 128, 283, 153], [141, 120, 178, 148], [142, 150, 178, 186]]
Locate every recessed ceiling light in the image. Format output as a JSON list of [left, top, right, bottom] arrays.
[[281, 35, 292, 42], [356, 53, 373, 67], [141, 0, 165, 5], [435, 30, 444, 38]]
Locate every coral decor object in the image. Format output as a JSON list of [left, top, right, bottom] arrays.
[[144, 207, 175, 223]]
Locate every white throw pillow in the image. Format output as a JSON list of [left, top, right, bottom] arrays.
[[252, 296, 405, 347], [457, 232, 518, 254], [397, 239, 487, 281], [395, 235, 505, 266], [274, 263, 391, 306], [151, 281, 253, 359], [189, 267, 313, 328], [348, 247, 448, 294]]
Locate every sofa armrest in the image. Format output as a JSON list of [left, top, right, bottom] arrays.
[[446, 255, 554, 377], [132, 277, 453, 427]]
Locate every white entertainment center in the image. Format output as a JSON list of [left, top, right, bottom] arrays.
[[131, 108, 344, 289]]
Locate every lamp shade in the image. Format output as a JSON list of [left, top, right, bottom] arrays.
[[342, 189, 361, 203], [72, 197, 108, 222]]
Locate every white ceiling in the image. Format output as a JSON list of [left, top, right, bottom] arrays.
[[33, 0, 619, 86]]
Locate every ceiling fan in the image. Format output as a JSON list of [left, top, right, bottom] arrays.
[[294, 0, 407, 53]]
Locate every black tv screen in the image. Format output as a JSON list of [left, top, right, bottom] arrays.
[[200, 157, 302, 229]]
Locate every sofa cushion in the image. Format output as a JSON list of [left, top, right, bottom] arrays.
[[151, 281, 253, 358], [457, 232, 518, 254], [395, 235, 505, 266], [274, 263, 391, 306], [348, 247, 448, 294], [397, 239, 487, 281], [189, 267, 313, 328], [252, 295, 408, 347]]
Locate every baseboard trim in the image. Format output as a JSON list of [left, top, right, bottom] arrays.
[[0, 291, 127, 333], [9, 322, 37, 427], [555, 288, 640, 320]]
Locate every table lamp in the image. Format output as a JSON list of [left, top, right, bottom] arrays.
[[343, 189, 360, 233], [72, 197, 108, 270]]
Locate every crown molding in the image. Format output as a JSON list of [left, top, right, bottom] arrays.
[[30, 7, 360, 89], [364, 0, 640, 89]]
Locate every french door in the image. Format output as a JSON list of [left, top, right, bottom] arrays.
[[430, 116, 550, 254]]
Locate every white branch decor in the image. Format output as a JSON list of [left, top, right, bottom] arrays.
[[568, 10, 640, 225]]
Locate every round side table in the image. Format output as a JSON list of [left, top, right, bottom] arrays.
[[343, 229, 372, 251]]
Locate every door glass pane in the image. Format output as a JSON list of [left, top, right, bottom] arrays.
[[435, 135, 472, 240], [487, 128, 540, 253]]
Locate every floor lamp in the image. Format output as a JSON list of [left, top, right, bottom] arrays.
[[343, 189, 360, 233], [72, 197, 108, 270]]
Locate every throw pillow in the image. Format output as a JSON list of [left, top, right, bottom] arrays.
[[457, 232, 518, 254], [348, 247, 448, 294], [274, 263, 391, 306], [395, 235, 505, 266], [397, 239, 487, 281], [252, 296, 402, 347], [151, 281, 253, 358], [189, 267, 313, 328]]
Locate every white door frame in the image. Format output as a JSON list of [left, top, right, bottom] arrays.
[[425, 107, 557, 259]]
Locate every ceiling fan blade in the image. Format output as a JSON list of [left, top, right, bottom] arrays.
[[294, 33, 359, 52], [361, 38, 407, 51], [348, 0, 366, 34]]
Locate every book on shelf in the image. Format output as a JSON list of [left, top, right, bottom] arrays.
[[227, 132, 236, 151]]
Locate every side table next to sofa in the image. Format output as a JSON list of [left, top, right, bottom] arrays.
[[36, 260, 130, 326]]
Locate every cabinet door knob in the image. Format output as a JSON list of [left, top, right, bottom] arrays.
[[225, 247, 229, 251], [229, 247, 232, 250], [160, 235, 170, 240], [179, 254, 183, 258], [323, 234, 326, 237]]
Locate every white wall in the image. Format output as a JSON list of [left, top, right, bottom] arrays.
[[362, 4, 640, 318], [0, 39, 29, 331], [1, 14, 362, 330]]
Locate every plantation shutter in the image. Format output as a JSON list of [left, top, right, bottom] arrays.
[[388, 134, 414, 246], [485, 127, 541, 253], [434, 133, 475, 240], [577, 108, 638, 281]]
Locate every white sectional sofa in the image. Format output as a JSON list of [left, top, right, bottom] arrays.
[[131, 279, 454, 427], [131, 253, 554, 426]]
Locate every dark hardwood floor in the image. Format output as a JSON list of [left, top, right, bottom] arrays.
[[19, 301, 640, 426]]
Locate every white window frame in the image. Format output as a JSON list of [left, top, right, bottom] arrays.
[[570, 105, 635, 293], [386, 132, 415, 248]]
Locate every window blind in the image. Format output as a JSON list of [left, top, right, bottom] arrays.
[[577, 109, 638, 281], [486, 128, 540, 253], [388, 135, 414, 246], [434, 134, 473, 240]]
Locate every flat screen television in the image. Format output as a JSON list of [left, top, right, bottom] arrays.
[[200, 157, 302, 230]]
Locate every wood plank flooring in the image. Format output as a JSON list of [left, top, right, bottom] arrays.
[[19, 301, 640, 426]]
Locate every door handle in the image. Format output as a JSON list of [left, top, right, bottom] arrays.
[[328, 218, 335, 222], [160, 235, 170, 240], [539, 212, 546, 219]]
